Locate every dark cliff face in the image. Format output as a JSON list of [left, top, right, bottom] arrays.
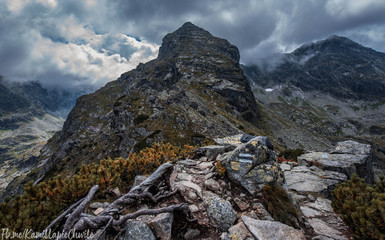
[[244, 35, 385, 101], [17, 22, 260, 186]]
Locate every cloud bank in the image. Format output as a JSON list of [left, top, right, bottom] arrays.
[[1, 0, 385, 89]]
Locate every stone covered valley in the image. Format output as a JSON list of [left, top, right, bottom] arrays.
[[0, 22, 384, 240]]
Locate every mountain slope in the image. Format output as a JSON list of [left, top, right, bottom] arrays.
[[243, 35, 385, 178], [4, 22, 262, 197], [0, 78, 81, 195], [245, 36, 385, 101]]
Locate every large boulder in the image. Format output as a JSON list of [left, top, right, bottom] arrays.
[[204, 196, 237, 232], [118, 220, 156, 240], [298, 140, 373, 183], [241, 216, 306, 240], [148, 213, 173, 240], [220, 136, 284, 194]]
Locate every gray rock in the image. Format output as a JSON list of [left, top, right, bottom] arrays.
[[177, 159, 197, 167], [148, 213, 173, 240], [222, 137, 284, 195], [300, 198, 349, 240], [242, 216, 306, 240], [229, 221, 251, 239], [220, 232, 230, 240], [173, 181, 202, 198], [250, 136, 274, 150], [307, 194, 316, 202], [204, 196, 237, 232], [184, 229, 200, 240], [118, 220, 156, 240], [215, 134, 273, 150], [176, 173, 193, 182], [280, 163, 291, 171], [234, 197, 249, 211], [307, 219, 348, 240], [332, 140, 371, 155], [298, 140, 373, 183], [194, 145, 236, 160], [189, 204, 199, 213], [205, 172, 214, 179], [215, 134, 245, 146], [284, 165, 347, 196], [199, 161, 213, 170], [251, 203, 274, 221], [205, 179, 221, 192]]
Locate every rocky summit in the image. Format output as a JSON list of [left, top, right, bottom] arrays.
[[3, 22, 261, 198]]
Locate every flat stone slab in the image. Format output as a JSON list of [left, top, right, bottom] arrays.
[[300, 198, 349, 240], [332, 140, 371, 155], [241, 216, 306, 240], [298, 140, 373, 183], [284, 166, 347, 195]]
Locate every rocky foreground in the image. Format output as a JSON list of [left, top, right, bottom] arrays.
[[84, 135, 371, 240]]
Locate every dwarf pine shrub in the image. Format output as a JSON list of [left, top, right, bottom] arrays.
[[0, 143, 194, 233], [332, 175, 385, 239]]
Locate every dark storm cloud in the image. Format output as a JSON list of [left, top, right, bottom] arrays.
[[1, 0, 385, 89], [104, 0, 385, 64]]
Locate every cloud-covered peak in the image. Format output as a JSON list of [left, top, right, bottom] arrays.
[[1, 0, 385, 90]]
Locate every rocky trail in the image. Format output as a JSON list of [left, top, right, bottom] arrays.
[[53, 134, 372, 240]]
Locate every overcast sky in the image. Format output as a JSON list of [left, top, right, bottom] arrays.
[[1, 0, 385, 89]]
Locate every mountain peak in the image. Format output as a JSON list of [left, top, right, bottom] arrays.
[[158, 22, 239, 62], [293, 35, 367, 56]]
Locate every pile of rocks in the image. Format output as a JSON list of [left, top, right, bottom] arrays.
[[281, 140, 373, 240], [87, 135, 372, 240]]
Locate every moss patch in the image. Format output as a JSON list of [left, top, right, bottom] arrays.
[[262, 183, 302, 229]]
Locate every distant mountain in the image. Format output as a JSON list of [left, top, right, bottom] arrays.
[[3, 22, 262, 197], [242, 35, 385, 179], [0, 78, 82, 195], [244, 35, 385, 100], [0, 78, 81, 129]]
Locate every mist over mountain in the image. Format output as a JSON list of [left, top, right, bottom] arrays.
[[244, 35, 385, 100], [0, 77, 84, 194], [243, 35, 385, 178]]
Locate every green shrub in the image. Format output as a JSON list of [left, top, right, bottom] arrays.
[[262, 183, 302, 228], [332, 175, 385, 239], [0, 143, 195, 232]]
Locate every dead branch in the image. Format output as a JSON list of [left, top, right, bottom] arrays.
[[60, 185, 99, 238], [101, 162, 174, 215], [42, 162, 195, 239], [35, 197, 85, 240], [116, 203, 190, 225]]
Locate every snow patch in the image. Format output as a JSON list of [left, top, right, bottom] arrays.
[[265, 88, 274, 92]]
